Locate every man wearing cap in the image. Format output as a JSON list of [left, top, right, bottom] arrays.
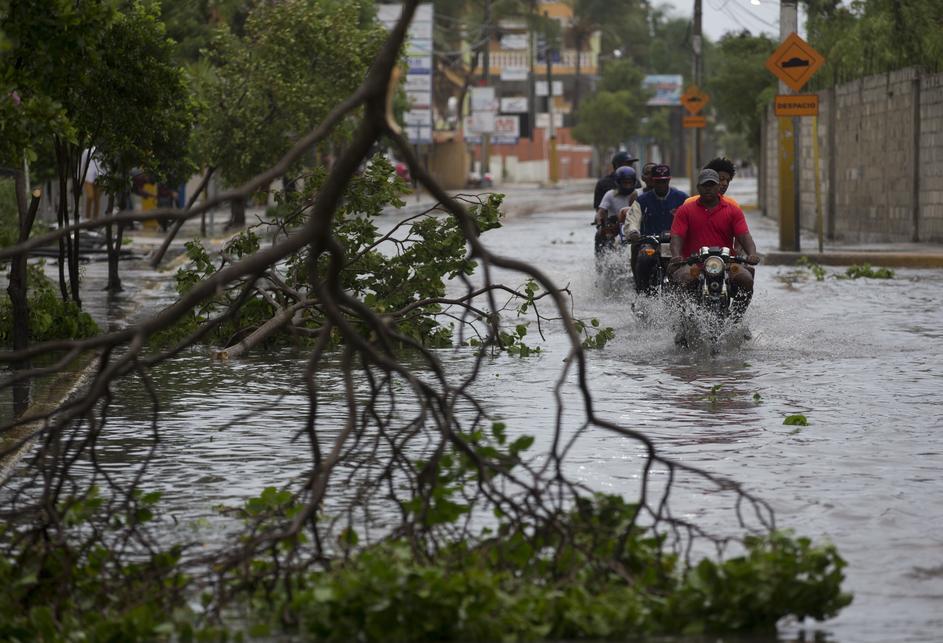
[[639, 162, 657, 194], [593, 150, 638, 210], [669, 169, 759, 313], [683, 157, 739, 208], [626, 164, 688, 293]]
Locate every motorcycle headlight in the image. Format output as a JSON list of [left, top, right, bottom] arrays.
[[704, 256, 725, 276]]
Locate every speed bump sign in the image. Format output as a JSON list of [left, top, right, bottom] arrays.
[[765, 32, 825, 92]]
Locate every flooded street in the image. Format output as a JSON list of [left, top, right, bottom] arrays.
[[32, 182, 943, 642]]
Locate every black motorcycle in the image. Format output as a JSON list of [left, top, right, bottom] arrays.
[[674, 245, 757, 348], [632, 231, 673, 295]]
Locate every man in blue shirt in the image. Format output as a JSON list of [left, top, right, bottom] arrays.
[[626, 164, 688, 294]]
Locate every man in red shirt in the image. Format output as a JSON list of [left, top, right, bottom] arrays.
[[669, 169, 760, 313]]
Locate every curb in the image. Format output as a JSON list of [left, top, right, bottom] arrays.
[[763, 251, 943, 268]]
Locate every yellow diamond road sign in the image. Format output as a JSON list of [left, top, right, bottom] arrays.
[[766, 32, 825, 92], [681, 85, 710, 115]]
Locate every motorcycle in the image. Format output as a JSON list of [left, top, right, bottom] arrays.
[[628, 231, 673, 320], [632, 231, 673, 295], [674, 245, 757, 348]]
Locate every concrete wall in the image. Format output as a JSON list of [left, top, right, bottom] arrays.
[[761, 67, 943, 243]]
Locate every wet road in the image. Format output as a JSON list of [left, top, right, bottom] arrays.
[[33, 183, 943, 642]]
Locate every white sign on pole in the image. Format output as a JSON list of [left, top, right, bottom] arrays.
[[535, 112, 563, 129], [404, 110, 432, 125], [500, 34, 529, 50], [536, 81, 564, 97], [465, 112, 496, 134], [407, 37, 433, 55], [500, 67, 529, 81], [408, 91, 432, 108], [379, 4, 435, 145], [470, 86, 497, 112], [500, 97, 528, 113], [406, 56, 432, 71], [493, 115, 520, 143]]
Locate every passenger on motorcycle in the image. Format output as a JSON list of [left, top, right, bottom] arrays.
[[594, 166, 640, 256], [668, 169, 760, 316], [639, 162, 657, 194], [593, 150, 638, 210], [626, 164, 688, 293]]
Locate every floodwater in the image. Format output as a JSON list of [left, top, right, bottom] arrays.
[[9, 182, 943, 642]]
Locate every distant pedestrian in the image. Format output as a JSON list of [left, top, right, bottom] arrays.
[[81, 148, 103, 219]]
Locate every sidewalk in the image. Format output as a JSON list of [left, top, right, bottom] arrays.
[[723, 178, 943, 268]]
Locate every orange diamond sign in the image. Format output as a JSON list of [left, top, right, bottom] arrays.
[[766, 32, 825, 92], [681, 85, 710, 115]]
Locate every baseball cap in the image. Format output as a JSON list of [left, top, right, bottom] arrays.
[[651, 164, 671, 180], [697, 168, 720, 185], [611, 151, 639, 167]]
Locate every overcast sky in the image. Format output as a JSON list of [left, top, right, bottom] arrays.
[[656, 0, 807, 42]]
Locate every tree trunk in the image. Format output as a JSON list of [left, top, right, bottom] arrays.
[[55, 145, 70, 301], [105, 193, 123, 293], [228, 196, 246, 229], [68, 146, 82, 306], [8, 170, 42, 416]]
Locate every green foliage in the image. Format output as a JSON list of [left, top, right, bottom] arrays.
[[0, 177, 16, 248], [806, 0, 943, 85], [572, 59, 648, 153], [783, 413, 810, 426], [797, 255, 827, 281], [87, 1, 196, 193], [664, 531, 853, 633], [0, 487, 209, 642], [193, 0, 386, 185], [705, 31, 778, 155], [238, 489, 851, 641], [577, 317, 615, 350], [838, 263, 894, 280], [0, 262, 98, 343], [160, 158, 505, 352]]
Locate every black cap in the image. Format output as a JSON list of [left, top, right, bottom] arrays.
[[611, 151, 639, 167]]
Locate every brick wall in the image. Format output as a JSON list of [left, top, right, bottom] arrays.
[[761, 67, 943, 243]]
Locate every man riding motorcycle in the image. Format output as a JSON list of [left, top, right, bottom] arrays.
[[669, 169, 760, 319], [594, 165, 640, 257], [593, 150, 638, 210], [626, 164, 688, 294]]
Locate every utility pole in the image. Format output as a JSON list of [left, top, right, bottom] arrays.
[[481, 0, 492, 175], [690, 0, 702, 194], [528, 0, 537, 141], [545, 12, 558, 184], [778, 0, 800, 251]]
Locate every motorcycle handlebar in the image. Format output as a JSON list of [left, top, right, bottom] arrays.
[[627, 232, 671, 246], [683, 253, 760, 266]]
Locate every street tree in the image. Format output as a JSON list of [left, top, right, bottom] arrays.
[[804, 0, 943, 85], [705, 30, 777, 155], [0, 1, 852, 638], [193, 0, 387, 227], [83, 2, 195, 293], [572, 58, 649, 159]]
